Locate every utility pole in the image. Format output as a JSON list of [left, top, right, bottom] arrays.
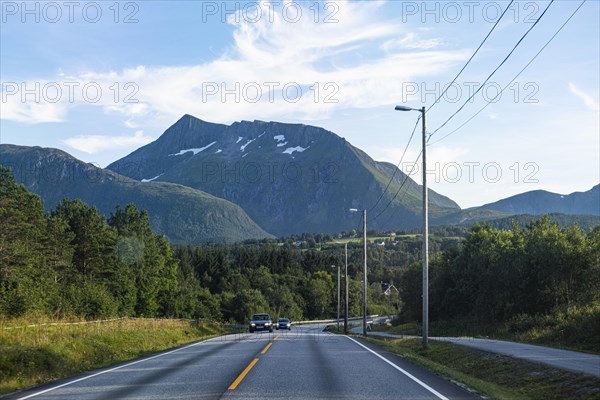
[[421, 106, 428, 349], [331, 265, 340, 332], [363, 209, 368, 336], [349, 207, 368, 336], [395, 105, 428, 348], [344, 243, 349, 334], [336, 264, 340, 331]]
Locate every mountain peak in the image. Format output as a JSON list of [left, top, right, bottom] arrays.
[[108, 116, 459, 235]]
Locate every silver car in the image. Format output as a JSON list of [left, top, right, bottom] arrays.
[[249, 313, 273, 333]]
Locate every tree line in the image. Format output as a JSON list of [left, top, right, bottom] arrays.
[[2, 165, 598, 329], [0, 167, 399, 322], [400, 218, 600, 324]]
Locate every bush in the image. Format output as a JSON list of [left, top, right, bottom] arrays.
[[69, 281, 119, 320], [508, 302, 600, 352]]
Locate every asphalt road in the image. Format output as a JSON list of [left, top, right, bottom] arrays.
[[5, 325, 479, 400]]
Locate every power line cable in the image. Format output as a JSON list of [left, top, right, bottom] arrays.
[[428, 0, 515, 112], [369, 115, 421, 214], [373, 0, 584, 232], [366, 1, 515, 228], [428, 0, 555, 140], [428, 0, 586, 146], [369, 150, 423, 225]]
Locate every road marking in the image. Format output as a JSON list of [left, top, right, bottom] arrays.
[[345, 336, 449, 400], [228, 358, 259, 390], [261, 342, 273, 354], [274, 334, 280, 341], [16, 337, 219, 400]]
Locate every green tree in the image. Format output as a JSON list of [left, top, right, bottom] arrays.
[[0, 167, 55, 316], [230, 289, 270, 324], [305, 271, 333, 319], [109, 204, 178, 317], [53, 198, 117, 280]]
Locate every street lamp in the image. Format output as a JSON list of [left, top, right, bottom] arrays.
[[395, 105, 429, 349], [335, 242, 350, 334], [331, 265, 340, 332], [344, 243, 348, 333], [350, 208, 368, 336]]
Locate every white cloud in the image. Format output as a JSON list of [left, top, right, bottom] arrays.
[[63, 130, 153, 154], [0, 96, 67, 123], [1, 1, 467, 126], [568, 83, 600, 111], [369, 143, 470, 185], [381, 33, 444, 52]]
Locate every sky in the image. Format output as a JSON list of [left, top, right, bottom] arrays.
[[1, 0, 598, 208]]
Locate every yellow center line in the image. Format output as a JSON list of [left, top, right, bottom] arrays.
[[274, 334, 280, 341], [228, 358, 259, 390], [261, 342, 273, 354]]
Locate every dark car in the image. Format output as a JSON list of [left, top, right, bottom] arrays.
[[249, 313, 273, 333], [275, 318, 291, 330]]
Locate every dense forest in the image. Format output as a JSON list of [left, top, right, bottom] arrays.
[[1, 166, 598, 332], [402, 219, 600, 321], [0, 167, 398, 322]]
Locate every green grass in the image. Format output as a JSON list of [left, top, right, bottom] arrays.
[[372, 308, 600, 355], [0, 318, 225, 395], [365, 337, 600, 400]]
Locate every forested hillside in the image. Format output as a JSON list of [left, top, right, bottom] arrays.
[[2, 165, 598, 344], [400, 218, 600, 350], [0, 167, 398, 322], [0, 166, 184, 319]]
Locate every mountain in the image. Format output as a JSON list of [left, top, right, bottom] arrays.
[[475, 185, 600, 216], [475, 213, 600, 231], [0, 144, 272, 243], [108, 114, 460, 236]]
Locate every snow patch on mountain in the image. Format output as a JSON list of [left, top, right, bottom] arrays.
[[141, 174, 163, 182], [240, 138, 256, 152], [274, 135, 288, 147], [283, 146, 309, 155], [169, 141, 217, 156]]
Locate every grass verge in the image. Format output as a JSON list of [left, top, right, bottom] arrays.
[[0, 318, 225, 395], [372, 306, 600, 355], [365, 336, 600, 400]]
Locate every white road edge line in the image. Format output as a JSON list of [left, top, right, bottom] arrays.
[[345, 336, 449, 400], [15, 336, 222, 400]]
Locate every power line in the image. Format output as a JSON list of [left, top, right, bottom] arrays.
[[366, 0, 516, 228], [428, 0, 586, 146], [369, 1, 515, 229], [369, 114, 421, 214], [428, 0, 555, 140], [369, 150, 423, 225], [428, 0, 515, 113]]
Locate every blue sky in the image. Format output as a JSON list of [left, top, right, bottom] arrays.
[[1, 0, 598, 208]]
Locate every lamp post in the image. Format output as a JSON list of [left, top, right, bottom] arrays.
[[350, 208, 368, 336], [344, 243, 348, 333], [335, 241, 350, 334], [394, 105, 428, 348], [331, 264, 340, 332]]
